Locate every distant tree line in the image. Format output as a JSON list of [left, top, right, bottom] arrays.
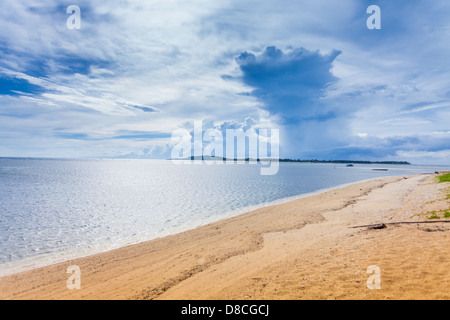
[[185, 156, 411, 165], [278, 159, 411, 165]]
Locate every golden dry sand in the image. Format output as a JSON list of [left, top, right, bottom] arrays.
[[1, 173, 449, 300]]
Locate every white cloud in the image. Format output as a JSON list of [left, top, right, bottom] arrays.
[[0, 0, 449, 163]]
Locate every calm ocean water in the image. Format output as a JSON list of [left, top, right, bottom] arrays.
[[0, 158, 448, 276]]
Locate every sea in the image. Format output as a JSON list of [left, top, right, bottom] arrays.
[[0, 158, 448, 277]]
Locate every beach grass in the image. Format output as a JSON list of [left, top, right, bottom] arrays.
[[420, 174, 450, 220], [423, 207, 450, 220], [427, 211, 440, 219], [437, 173, 450, 183]]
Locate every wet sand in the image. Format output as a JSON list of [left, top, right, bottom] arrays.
[[1, 173, 449, 300]]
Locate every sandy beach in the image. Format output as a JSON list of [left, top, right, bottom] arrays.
[[1, 173, 449, 300]]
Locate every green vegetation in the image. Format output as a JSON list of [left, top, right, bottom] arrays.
[[437, 172, 450, 183], [423, 208, 450, 220], [417, 173, 450, 220], [427, 211, 440, 220]]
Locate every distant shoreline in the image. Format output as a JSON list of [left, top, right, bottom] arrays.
[[278, 159, 411, 165], [180, 156, 412, 165]]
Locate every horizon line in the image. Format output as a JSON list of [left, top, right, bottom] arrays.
[[2, 156, 448, 166]]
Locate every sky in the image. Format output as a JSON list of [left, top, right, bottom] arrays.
[[0, 0, 449, 164]]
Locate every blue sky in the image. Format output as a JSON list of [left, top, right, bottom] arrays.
[[0, 0, 449, 164]]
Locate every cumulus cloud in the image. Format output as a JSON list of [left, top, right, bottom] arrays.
[[233, 46, 350, 159], [236, 46, 341, 123]]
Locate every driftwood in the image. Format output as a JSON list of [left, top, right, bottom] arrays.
[[367, 223, 386, 229], [351, 220, 450, 228]]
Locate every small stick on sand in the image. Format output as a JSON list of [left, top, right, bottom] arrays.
[[351, 220, 450, 228]]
